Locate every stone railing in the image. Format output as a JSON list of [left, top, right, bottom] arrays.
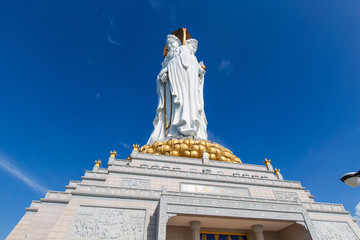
[[130, 152, 270, 172], [108, 165, 304, 189]]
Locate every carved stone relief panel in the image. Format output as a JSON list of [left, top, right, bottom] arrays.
[[67, 206, 146, 240], [120, 178, 151, 189], [312, 220, 359, 240], [273, 191, 298, 202]]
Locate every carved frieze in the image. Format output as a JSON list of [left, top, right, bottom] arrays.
[[67, 206, 145, 240], [312, 220, 359, 240], [73, 184, 161, 200], [42, 191, 71, 203], [165, 195, 304, 213], [167, 204, 304, 221]]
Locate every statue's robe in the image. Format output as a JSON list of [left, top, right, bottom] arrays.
[[148, 35, 207, 144]]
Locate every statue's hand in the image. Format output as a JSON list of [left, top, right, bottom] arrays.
[[160, 73, 168, 83], [158, 67, 168, 83]]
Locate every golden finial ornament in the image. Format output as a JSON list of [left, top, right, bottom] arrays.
[[95, 159, 102, 167], [110, 150, 117, 158], [133, 144, 139, 151], [263, 158, 271, 166], [274, 168, 281, 175]]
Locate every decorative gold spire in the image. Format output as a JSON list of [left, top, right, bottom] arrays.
[[274, 168, 281, 175], [95, 159, 102, 167], [263, 158, 271, 166], [110, 150, 117, 158], [133, 144, 139, 152]]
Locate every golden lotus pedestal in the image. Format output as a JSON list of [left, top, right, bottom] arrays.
[[139, 139, 242, 164]]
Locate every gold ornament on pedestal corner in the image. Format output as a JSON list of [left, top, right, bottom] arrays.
[[138, 138, 242, 164]]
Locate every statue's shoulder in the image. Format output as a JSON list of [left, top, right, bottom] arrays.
[[186, 38, 198, 44], [186, 38, 198, 46], [185, 38, 198, 53]]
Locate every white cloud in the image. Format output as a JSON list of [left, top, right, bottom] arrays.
[[217, 58, 233, 75], [148, 0, 161, 10], [169, 6, 177, 24], [102, 13, 121, 46], [0, 153, 47, 194], [107, 35, 121, 46], [118, 141, 131, 149], [102, 13, 117, 30], [355, 202, 360, 227]]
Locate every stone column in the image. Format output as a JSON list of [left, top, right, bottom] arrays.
[[190, 221, 201, 240], [252, 224, 265, 240]]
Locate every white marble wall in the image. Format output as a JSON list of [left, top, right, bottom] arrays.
[[6, 153, 360, 240]]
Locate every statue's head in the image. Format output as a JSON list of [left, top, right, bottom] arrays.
[[163, 28, 192, 58]]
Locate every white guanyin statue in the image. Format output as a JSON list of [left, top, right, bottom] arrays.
[[148, 28, 208, 144]]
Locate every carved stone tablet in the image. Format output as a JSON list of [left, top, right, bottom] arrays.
[[180, 183, 250, 197], [312, 220, 359, 240], [67, 206, 145, 240], [120, 178, 151, 189], [273, 191, 298, 202]]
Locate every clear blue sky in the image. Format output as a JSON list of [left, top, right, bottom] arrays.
[[1, 0, 360, 238]]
